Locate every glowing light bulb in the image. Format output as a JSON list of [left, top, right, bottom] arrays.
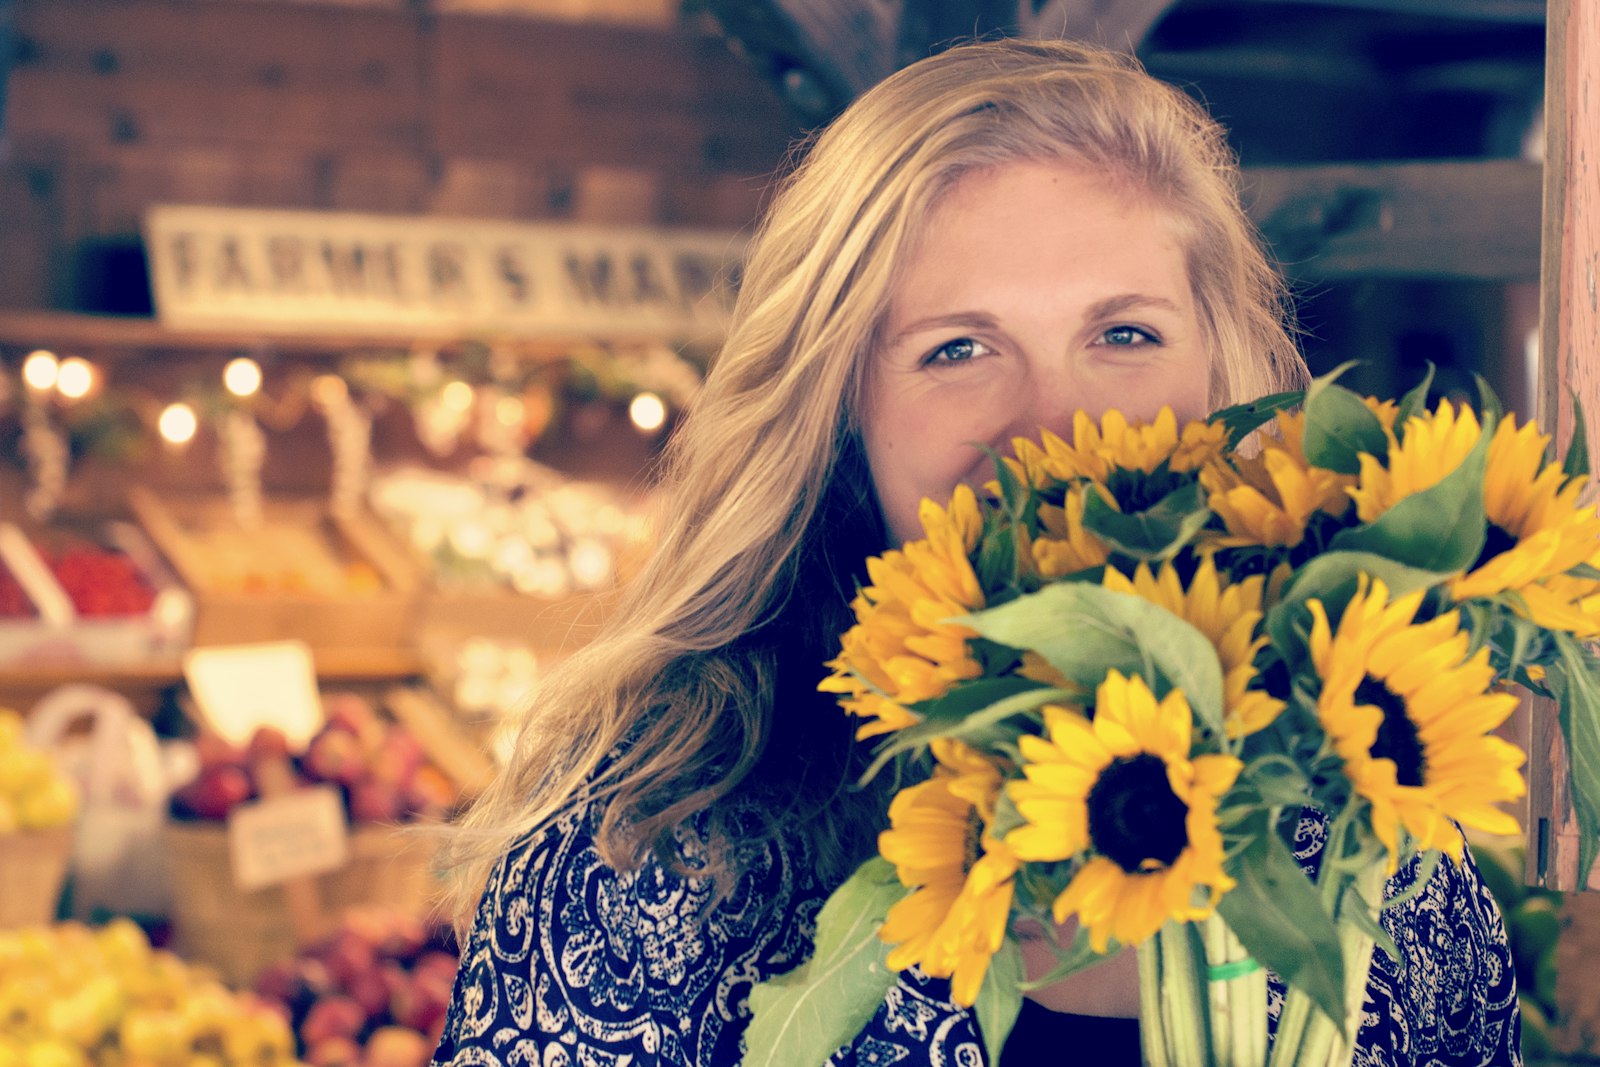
[[224, 357, 263, 397], [311, 373, 348, 408], [441, 380, 475, 413], [22, 350, 59, 391], [56, 357, 95, 399], [629, 391, 666, 433], [159, 403, 198, 444], [496, 395, 525, 427]]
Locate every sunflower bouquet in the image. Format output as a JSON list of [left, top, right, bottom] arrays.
[[743, 365, 1600, 1067]]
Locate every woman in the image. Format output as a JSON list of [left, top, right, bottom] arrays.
[[430, 37, 1520, 1066]]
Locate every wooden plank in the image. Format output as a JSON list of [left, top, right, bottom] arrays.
[[1241, 159, 1542, 281], [429, 15, 793, 175], [1528, 0, 1600, 894], [7, 0, 427, 155]]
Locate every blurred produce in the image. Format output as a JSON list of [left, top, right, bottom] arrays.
[[0, 917, 302, 1067], [251, 907, 457, 1067], [368, 461, 651, 598], [0, 707, 79, 832], [169, 693, 456, 826]]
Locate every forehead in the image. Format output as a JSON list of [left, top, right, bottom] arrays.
[[888, 160, 1192, 315]]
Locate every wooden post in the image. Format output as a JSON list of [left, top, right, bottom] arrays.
[[1528, 0, 1600, 893]]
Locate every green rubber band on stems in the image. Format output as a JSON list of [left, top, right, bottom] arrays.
[[1206, 957, 1263, 982]]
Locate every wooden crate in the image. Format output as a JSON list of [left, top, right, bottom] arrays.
[[127, 488, 418, 654]]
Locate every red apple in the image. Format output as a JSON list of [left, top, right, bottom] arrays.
[[299, 995, 366, 1046], [172, 764, 254, 820], [349, 780, 404, 825], [318, 929, 380, 992], [306, 1036, 364, 1067], [304, 729, 367, 787], [195, 733, 246, 770], [346, 967, 391, 1025], [364, 1025, 432, 1067], [376, 915, 428, 964], [369, 731, 425, 787], [411, 951, 460, 987], [388, 973, 449, 1038]]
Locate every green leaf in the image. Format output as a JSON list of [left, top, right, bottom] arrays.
[[1551, 635, 1600, 886], [1216, 823, 1347, 1028], [1329, 422, 1490, 572], [975, 938, 1024, 1066], [1209, 390, 1305, 447], [1302, 364, 1389, 475], [1080, 479, 1212, 561], [862, 683, 1075, 781], [744, 858, 906, 1067], [1264, 551, 1452, 662], [958, 583, 1227, 736], [1395, 363, 1436, 426], [1564, 393, 1591, 482], [1570, 561, 1600, 582], [1240, 754, 1313, 810], [1473, 374, 1504, 424]]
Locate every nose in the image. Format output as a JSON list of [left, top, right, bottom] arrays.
[[1008, 362, 1082, 450]]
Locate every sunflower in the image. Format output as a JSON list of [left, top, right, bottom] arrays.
[[1446, 414, 1600, 634], [1007, 408, 1228, 489], [1005, 672, 1240, 953], [820, 485, 987, 738], [877, 739, 1019, 1006], [1202, 411, 1354, 548], [1032, 485, 1112, 580], [1307, 577, 1526, 870], [1101, 557, 1285, 737], [1348, 399, 1483, 524]]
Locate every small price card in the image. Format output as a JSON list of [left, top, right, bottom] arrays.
[[183, 640, 324, 748], [226, 784, 349, 891]]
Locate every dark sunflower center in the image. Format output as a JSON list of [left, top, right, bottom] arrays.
[[1355, 675, 1427, 787], [1471, 522, 1519, 571], [962, 810, 983, 875], [1086, 753, 1190, 873], [1105, 464, 1186, 514]]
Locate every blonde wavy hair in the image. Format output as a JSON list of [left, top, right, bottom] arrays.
[[438, 36, 1309, 927]]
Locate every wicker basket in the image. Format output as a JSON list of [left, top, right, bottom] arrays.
[[163, 819, 440, 986], [0, 826, 73, 928]]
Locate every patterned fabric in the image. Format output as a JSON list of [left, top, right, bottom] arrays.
[[432, 802, 1521, 1067]]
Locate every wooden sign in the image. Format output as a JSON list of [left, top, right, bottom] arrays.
[[145, 204, 745, 342]]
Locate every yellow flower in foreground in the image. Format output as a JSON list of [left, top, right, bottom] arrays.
[[1032, 486, 1111, 580], [878, 739, 1019, 1006], [1008, 408, 1228, 488], [1202, 411, 1353, 548], [1348, 400, 1483, 524], [1448, 414, 1600, 635], [1102, 557, 1285, 737], [1308, 578, 1526, 871], [1006, 673, 1240, 952], [820, 485, 986, 738]]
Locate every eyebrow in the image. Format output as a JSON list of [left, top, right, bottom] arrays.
[[888, 293, 1185, 346]]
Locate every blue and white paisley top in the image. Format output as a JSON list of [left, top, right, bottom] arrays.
[[430, 798, 1522, 1067]]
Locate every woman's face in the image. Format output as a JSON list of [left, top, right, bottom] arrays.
[[862, 160, 1211, 544]]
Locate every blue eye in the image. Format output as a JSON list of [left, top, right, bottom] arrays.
[[924, 338, 990, 366], [1101, 325, 1159, 347]]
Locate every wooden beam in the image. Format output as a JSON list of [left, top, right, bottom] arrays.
[[1241, 159, 1542, 281], [1528, 0, 1600, 894]]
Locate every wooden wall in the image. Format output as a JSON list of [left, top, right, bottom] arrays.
[[0, 0, 798, 311]]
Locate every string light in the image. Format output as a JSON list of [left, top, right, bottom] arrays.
[[441, 380, 475, 413], [158, 403, 199, 445], [496, 395, 525, 427], [628, 391, 666, 433], [310, 373, 349, 409], [22, 350, 59, 391], [55, 357, 95, 400], [223, 356, 263, 397]]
